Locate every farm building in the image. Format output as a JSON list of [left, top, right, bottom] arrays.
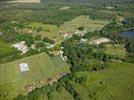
[[12, 41, 28, 54], [0, 32, 2, 35], [80, 38, 87, 43]]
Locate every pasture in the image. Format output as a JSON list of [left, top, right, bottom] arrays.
[[59, 15, 109, 33], [27, 22, 64, 42], [0, 52, 70, 99]]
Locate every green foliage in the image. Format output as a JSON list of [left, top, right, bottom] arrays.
[[78, 26, 84, 31], [34, 34, 42, 41], [42, 37, 54, 44], [35, 42, 45, 48], [16, 34, 34, 47]]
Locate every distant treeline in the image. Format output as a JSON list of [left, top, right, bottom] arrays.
[[41, 0, 124, 6]]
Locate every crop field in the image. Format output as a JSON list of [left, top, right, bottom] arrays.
[[59, 15, 109, 33], [0, 52, 70, 99], [74, 62, 134, 100]]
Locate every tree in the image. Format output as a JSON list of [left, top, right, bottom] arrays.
[[36, 42, 45, 48], [42, 37, 54, 44], [78, 26, 84, 31], [34, 34, 41, 41]]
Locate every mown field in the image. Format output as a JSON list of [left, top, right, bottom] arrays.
[[73, 62, 134, 100], [0, 52, 70, 99]]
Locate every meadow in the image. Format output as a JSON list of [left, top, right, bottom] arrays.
[[0, 52, 70, 99], [59, 15, 109, 33], [70, 62, 134, 100], [23, 62, 134, 100]]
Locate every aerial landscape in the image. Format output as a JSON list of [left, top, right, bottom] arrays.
[[0, 0, 134, 100]]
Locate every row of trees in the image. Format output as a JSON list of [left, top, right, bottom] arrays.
[[1, 4, 117, 26]]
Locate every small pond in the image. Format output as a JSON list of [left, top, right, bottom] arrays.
[[121, 31, 134, 38]]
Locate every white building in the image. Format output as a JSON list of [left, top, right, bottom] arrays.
[[80, 38, 87, 43], [12, 41, 28, 54], [7, 0, 41, 3], [20, 63, 29, 72]]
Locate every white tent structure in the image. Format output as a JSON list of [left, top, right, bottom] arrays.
[[7, 0, 41, 3], [20, 63, 29, 72]]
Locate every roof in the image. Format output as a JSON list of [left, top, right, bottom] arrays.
[[20, 63, 29, 72]]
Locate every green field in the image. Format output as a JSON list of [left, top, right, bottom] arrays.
[[59, 15, 109, 33], [104, 44, 126, 58], [73, 62, 134, 100], [0, 52, 70, 99], [27, 22, 62, 40]]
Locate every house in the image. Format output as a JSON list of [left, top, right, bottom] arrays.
[[89, 37, 110, 45], [0, 32, 2, 35], [20, 63, 29, 72], [74, 29, 87, 36], [49, 51, 60, 56], [63, 32, 70, 38], [80, 38, 87, 43], [12, 41, 28, 54]]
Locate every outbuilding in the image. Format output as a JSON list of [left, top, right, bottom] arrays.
[[20, 63, 29, 72]]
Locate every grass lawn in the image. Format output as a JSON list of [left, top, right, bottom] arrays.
[[28, 22, 58, 33], [74, 62, 134, 100], [59, 15, 109, 33], [0, 52, 70, 99]]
